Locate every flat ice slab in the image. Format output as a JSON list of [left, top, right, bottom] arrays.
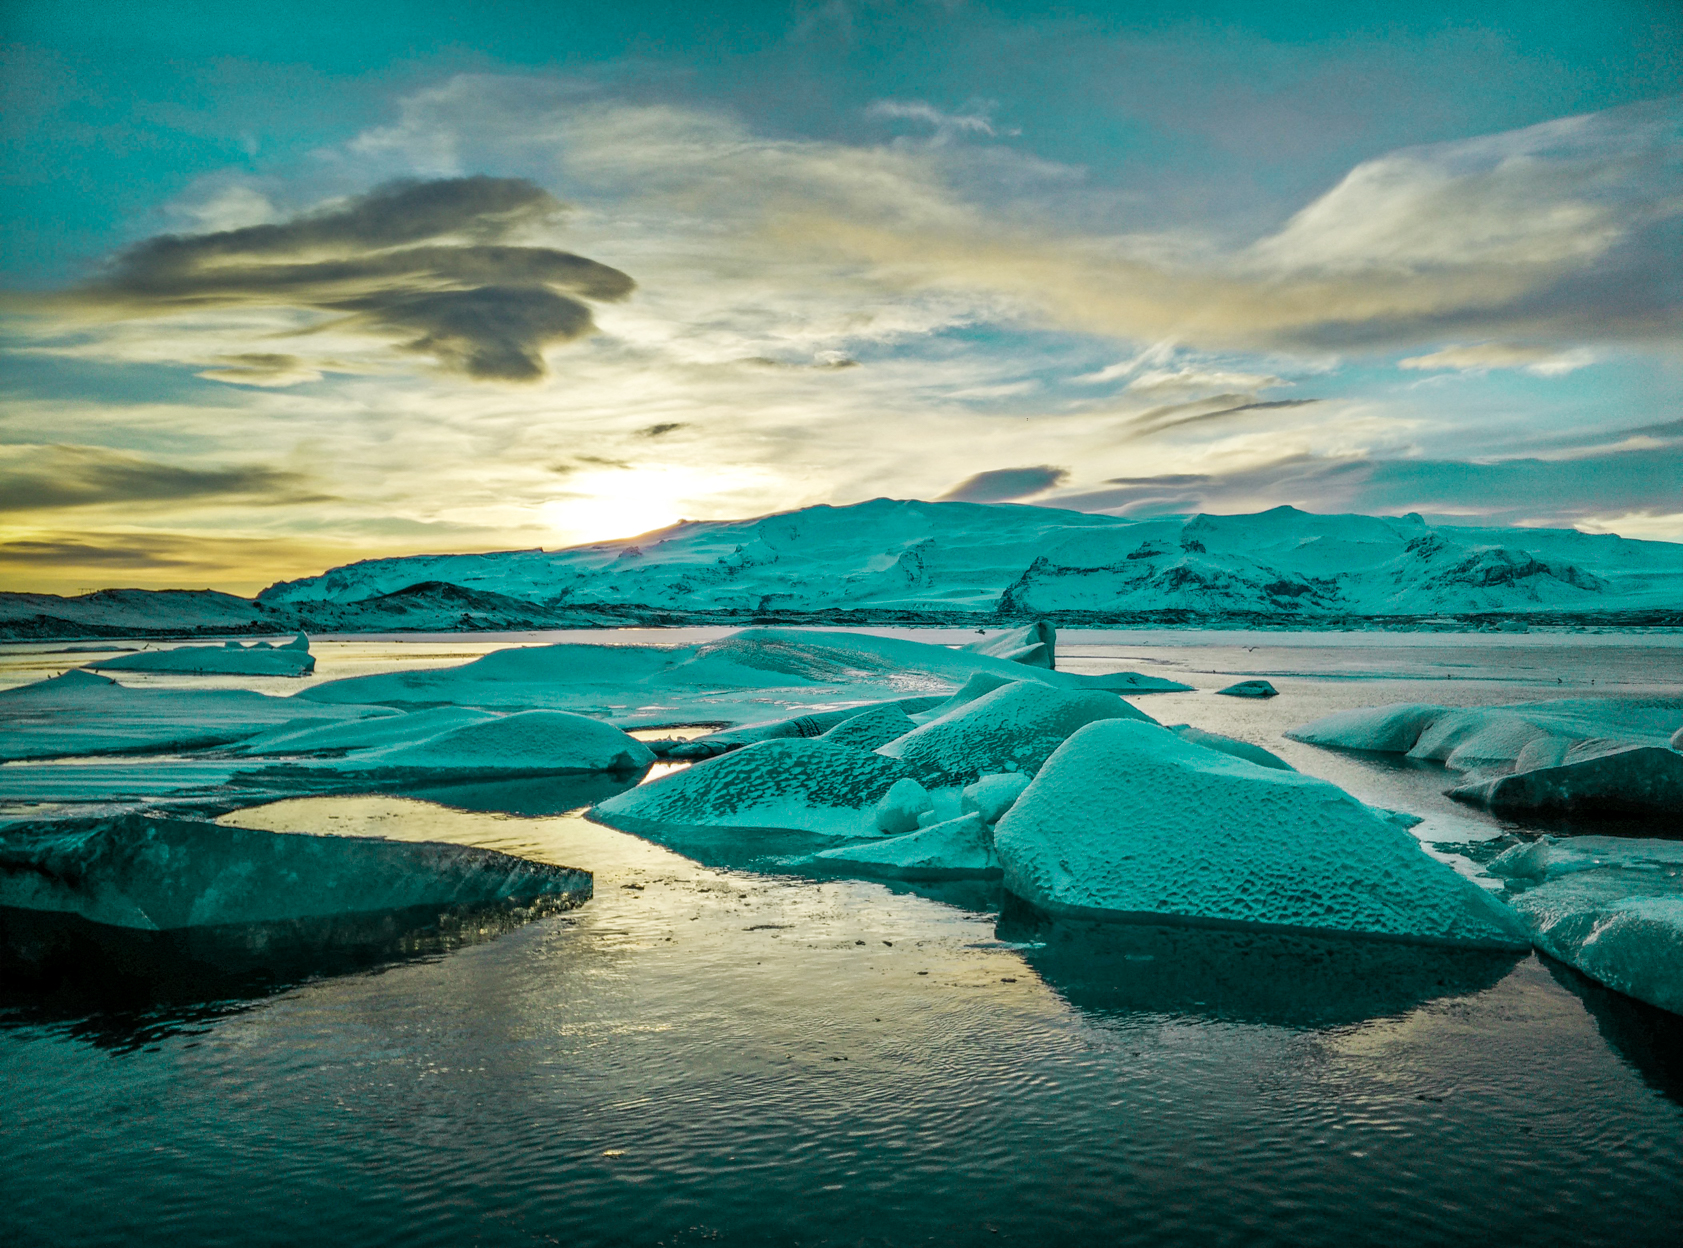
[[994, 719, 1530, 950], [0, 813, 591, 931], [1488, 836, 1683, 1014]]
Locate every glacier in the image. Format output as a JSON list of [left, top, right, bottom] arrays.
[[1487, 835, 1683, 1014], [8, 500, 1682, 639], [991, 719, 1530, 950], [1286, 698, 1683, 817]]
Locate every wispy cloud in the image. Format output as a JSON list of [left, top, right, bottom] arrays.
[[1397, 343, 1597, 376], [0, 443, 325, 511], [937, 464, 1068, 503]]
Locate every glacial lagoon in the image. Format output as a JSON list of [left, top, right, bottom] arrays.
[[3, 629, 1681, 1246]]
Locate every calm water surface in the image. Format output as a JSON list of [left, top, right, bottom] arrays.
[[4, 630, 1682, 1245]]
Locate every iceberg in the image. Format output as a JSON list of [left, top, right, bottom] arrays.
[[993, 719, 1529, 949], [592, 738, 910, 839], [878, 681, 1151, 786], [1286, 697, 1683, 817], [280, 710, 655, 779], [86, 633, 314, 677], [0, 813, 591, 932], [1166, 725, 1294, 771], [962, 621, 1055, 668], [1488, 836, 1683, 1014]]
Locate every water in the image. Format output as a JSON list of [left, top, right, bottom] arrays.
[[4, 630, 1682, 1245]]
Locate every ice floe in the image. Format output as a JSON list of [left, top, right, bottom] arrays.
[[816, 812, 999, 880], [993, 719, 1529, 949], [86, 633, 314, 676], [0, 812, 591, 931], [1286, 697, 1683, 817], [298, 625, 1190, 729], [1487, 835, 1683, 1014]]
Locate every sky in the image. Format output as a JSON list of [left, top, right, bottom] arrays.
[[1, 0, 1680, 595]]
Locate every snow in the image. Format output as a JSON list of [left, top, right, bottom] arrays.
[[86, 633, 315, 676], [815, 812, 1000, 880], [0, 812, 591, 931], [592, 739, 910, 839], [992, 719, 1530, 949], [1216, 679, 1277, 698], [879, 680, 1152, 786], [1286, 697, 1683, 815], [1487, 835, 1683, 1014]]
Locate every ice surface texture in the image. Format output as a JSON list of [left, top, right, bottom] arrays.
[[994, 719, 1529, 950], [1287, 698, 1683, 816], [0, 813, 591, 931], [86, 633, 314, 676], [879, 681, 1150, 786], [593, 739, 910, 839], [1488, 836, 1683, 1014]]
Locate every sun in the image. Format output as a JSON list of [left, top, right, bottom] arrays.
[[541, 466, 705, 545]]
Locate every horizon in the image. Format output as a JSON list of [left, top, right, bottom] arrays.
[[3, 1, 1681, 596]]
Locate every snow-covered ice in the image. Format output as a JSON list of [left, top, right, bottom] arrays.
[[993, 719, 1529, 949], [1487, 835, 1683, 1013], [0, 812, 591, 931], [86, 633, 315, 677]]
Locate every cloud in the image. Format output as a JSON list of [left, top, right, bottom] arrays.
[[1397, 343, 1597, 376], [196, 353, 324, 387], [0, 444, 323, 511], [938, 464, 1068, 503], [1127, 368, 1289, 395], [0, 538, 195, 568], [52, 177, 635, 381], [866, 99, 1005, 143]]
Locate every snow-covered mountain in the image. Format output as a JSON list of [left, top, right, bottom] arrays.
[[6, 500, 1679, 639], [258, 499, 1683, 623]]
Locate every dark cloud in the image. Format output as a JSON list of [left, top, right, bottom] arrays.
[[938, 465, 1069, 503], [639, 422, 688, 437], [1125, 395, 1321, 439], [61, 177, 635, 382], [0, 539, 193, 568], [0, 444, 325, 511]]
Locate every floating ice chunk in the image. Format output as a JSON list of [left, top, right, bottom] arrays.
[[1166, 725, 1294, 771], [875, 777, 935, 834], [0, 813, 591, 931], [0, 668, 385, 762], [361, 710, 653, 776], [993, 719, 1529, 949], [879, 681, 1150, 786], [815, 812, 1000, 880], [820, 703, 921, 752], [1449, 746, 1683, 817], [1492, 835, 1683, 1014], [1215, 679, 1277, 698], [1285, 703, 1449, 754], [963, 621, 1055, 669], [592, 739, 909, 839], [961, 772, 1030, 823], [88, 635, 314, 676], [235, 705, 498, 755]]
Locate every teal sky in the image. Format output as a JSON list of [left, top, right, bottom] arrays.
[[2, 0, 1680, 592]]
